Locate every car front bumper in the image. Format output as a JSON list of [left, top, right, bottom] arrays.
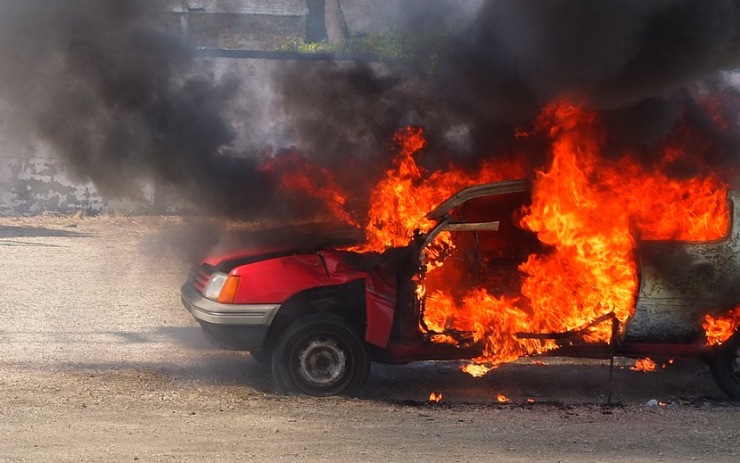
[[180, 283, 281, 350]]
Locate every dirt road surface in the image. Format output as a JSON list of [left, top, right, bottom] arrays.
[[1, 215, 738, 463]]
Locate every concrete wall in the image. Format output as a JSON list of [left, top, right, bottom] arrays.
[[0, 138, 155, 215], [0, 0, 478, 216], [0, 1, 308, 216], [186, 12, 306, 50], [0, 52, 299, 216], [179, 0, 308, 50]]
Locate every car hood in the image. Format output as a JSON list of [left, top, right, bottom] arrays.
[[200, 222, 366, 270]]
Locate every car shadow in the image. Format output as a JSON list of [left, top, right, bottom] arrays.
[[0, 224, 88, 239], [43, 325, 735, 406], [359, 357, 730, 406], [58, 354, 734, 406]]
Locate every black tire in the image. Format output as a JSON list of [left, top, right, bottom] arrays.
[[249, 349, 272, 370], [708, 333, 740, 400], [271, 314, 370, 397]]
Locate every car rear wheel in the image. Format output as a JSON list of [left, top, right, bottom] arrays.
[[708, 333, 740, 400], [271, 314, 370, 397]]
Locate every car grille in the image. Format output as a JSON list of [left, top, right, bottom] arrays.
[[188, 265, 214, 293]]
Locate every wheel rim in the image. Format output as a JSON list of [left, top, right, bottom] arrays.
[[295, 336, 348, 388], [732, 345, 740, 381]]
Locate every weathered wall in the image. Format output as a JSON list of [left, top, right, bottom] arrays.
[[0, 1, 308, 216], [182, 0, 308, 50], [0, 155, 102, 216], [0, 0, 432, 216], [0, 55, 288, 216], [0, 137, 155, 215], [187, 12, 306, 49]]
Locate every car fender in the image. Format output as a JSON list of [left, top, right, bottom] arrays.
[[231, 251, 370, 304], [231, 254, 333, 304]]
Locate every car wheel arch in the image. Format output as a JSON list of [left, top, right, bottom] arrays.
[[261, 280, 367, 354]]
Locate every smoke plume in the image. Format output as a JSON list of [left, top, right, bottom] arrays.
[[1, 1, 740, 220], [0, 0, 281, 217], [280, 0, 740, 174]]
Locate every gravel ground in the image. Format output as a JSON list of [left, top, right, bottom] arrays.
[[0, 215, 738, 463]]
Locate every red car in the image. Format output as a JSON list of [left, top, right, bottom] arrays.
[[181, 179, 740, 398]]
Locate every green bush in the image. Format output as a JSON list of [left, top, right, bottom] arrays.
[[278, 26, 454, 73]]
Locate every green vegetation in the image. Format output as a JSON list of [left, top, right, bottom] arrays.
[[279, 26, 455, 73]]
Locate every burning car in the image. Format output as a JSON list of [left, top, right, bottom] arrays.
[[181, 177, 740, 398]]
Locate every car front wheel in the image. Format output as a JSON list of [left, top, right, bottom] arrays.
[[708, 333, 740, 400], [271, 314, 370, 397]]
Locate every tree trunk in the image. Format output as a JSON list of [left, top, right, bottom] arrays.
[[305, 0, 328, 43], [324, 0, 349, 44]]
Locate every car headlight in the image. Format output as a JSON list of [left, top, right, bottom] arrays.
[[203, 272, 240, 303]]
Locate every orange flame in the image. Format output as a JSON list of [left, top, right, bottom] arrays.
[[416, 102, 728, 371], [631, 358, 657, 372], [461, 362, 495, 378], [267, 98, 731, 376], [703, 306, 740, 346], [428, 391, 443, 403], [496, 394, 510, 404], [356, 126, 528, 252], [260, 151, 360, 227]]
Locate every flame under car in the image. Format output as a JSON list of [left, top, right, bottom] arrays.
[[181, 179, 740, 398]]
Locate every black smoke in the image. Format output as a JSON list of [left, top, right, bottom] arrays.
[[2, 1, 740, 220], [0, 0, 282, 218], [279, 0, 740, 176]]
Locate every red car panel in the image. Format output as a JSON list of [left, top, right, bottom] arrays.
[[231, 254, 331, 303], [231, 251, 371, 304], [318, 249, 370, 284], [365, 271, 397, 347]]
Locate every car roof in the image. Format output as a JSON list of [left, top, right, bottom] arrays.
[[426, 178, 531, 220]]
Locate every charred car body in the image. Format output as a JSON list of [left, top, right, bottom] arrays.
[[181, 179, 740, 398]]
